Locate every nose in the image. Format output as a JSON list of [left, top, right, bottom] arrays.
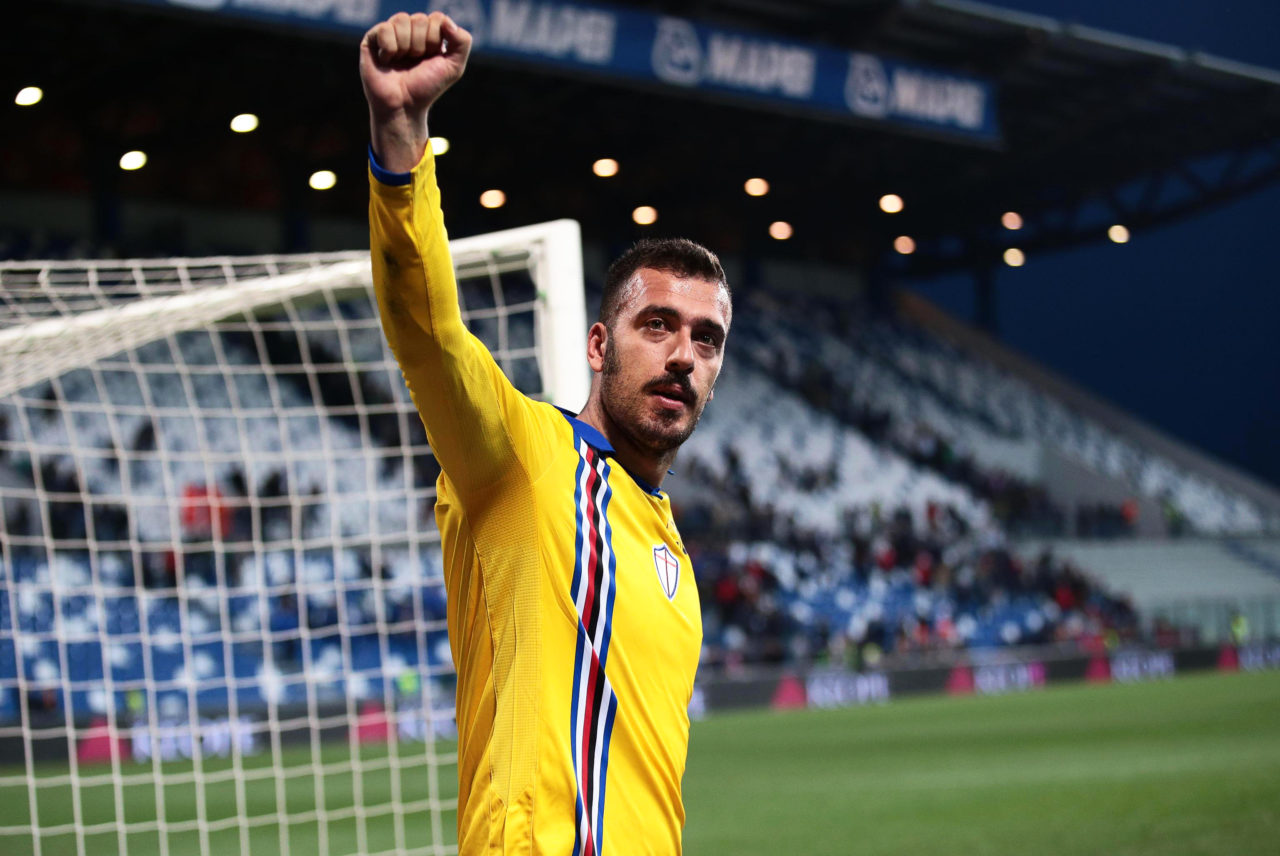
[[666, 330, 695, 374]]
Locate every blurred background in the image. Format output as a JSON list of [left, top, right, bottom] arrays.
[[2, 1, 1279, 854]]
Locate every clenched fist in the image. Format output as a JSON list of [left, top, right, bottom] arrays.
[[360, 11, 473, 172]]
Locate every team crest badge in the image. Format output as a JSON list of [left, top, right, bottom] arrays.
[[652, 545, 680, 600]]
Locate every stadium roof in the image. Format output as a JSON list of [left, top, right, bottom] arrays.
[[5, 0, 1280, 276]]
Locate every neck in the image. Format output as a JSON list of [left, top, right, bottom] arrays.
[[576, 396, 675, 491]]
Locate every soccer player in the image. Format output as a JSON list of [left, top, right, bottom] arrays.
[[360, 11, 731, 855]]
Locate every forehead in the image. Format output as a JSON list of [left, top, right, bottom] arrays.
[[617, 267, 731, 324]]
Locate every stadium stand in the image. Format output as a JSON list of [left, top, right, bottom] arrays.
[[1025, 539, 1280, 605], [710, 289, 1269, 536], [664, 308, 1142, 668], [7, 253, 1280, 718], [1021, 537, 1280, 639], [8, 238, 1280, 724], [0, 282, 1152, 720]]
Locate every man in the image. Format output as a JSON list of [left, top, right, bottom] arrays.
[[360, 11, 731, 855]]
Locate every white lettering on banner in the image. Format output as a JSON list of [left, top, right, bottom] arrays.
[[1110, 651, 1175, 683], [395, 704, 459, 741], [1239, 642, 1280, 671], [805, 670, 890, 709], [490, 0, 616, 65], [891, 69, 985, 130], [652, 17, 703, 86], [130, 717, 258, 763], [704, 34, 816, 98], [227, 0, 379, 25], [846, 53, 986, 130], [973, 661, 1046, 695], [652, 20, 815, 97], [845, 53, 890, 118], [688, 686, 708, 720]]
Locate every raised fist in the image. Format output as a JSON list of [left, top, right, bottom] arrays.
[[360, 12, 472, 170]]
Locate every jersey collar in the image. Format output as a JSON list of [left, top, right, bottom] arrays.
[[556, 407, 665, 497]]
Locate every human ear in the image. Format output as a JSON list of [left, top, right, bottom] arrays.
[[586, 321, 608, 373]]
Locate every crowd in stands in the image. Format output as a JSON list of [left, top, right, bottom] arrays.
[[685, 512, 1141, 671], [673, 428, 1140, 671], [730, 289, 1265, 535], [737, 310, 1069, 537]]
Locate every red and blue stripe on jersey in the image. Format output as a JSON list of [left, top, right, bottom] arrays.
[[570, 438, 620, 856]]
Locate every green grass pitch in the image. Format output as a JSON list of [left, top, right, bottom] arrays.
[[5, 670, 1279, 855], [683, 670, 1280, 855]]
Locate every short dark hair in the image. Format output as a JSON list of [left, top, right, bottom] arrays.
[[599, 238, 729, 327]]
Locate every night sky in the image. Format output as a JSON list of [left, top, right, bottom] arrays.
[[907, 0, 1280, 491]]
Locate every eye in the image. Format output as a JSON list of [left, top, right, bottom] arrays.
[[645, 318, 667, 331]]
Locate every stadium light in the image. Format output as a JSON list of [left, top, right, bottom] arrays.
[[15, 86, 42, 106], [894, 235, 916, 255], [745, 178, 770, 197], [768, 221, 792, 240], [632, 205, 657, 225], [879, 194, 904, 214], [230, 113, 259, 133], [119, 151, 147, 171], [1109, 224, 1130, 244], [480, 189, 506, 208], [1002, 211, 1023, 230], [430, 136, 450, 156], [593, 158, 618, 177], [1004, 248, 1025, 267], [309, 170, 337, 190]]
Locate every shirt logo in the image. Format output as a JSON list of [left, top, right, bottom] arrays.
[[652, 544, 680, 600]]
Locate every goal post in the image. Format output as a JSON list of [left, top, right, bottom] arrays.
[[0, 218, 587, 856], [449, 218, 588, 414]]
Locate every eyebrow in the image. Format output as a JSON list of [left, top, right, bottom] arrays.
[[637, 304, 728, 340]]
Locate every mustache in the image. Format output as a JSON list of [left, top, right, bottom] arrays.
[[645, 373, 696, 403]]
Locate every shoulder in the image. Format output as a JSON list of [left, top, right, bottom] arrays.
[[503, 396, 579, 468]]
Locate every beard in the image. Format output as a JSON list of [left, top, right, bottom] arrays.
[[600, 342, 707, 455]]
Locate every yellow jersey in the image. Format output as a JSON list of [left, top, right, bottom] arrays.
[[369, 148, 702, 856]]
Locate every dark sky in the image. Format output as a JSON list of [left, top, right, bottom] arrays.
[[908, 0, 1280, 491]]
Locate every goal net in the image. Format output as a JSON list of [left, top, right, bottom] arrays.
[[0, 219, 587, 856]]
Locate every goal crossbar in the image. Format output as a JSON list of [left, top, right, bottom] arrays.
[[0, 218, 589, 409]]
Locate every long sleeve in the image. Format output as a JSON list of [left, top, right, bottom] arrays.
[[368, 147, 549, 503]]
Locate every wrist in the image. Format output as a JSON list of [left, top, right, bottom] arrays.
[[368, 106, 430, 173]]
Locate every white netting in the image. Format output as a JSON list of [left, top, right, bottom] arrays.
[[0, 220, 586, 856]]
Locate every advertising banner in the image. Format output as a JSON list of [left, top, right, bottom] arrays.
[[691, 644, 1267, 717], [113, 0, 1000, 143]]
